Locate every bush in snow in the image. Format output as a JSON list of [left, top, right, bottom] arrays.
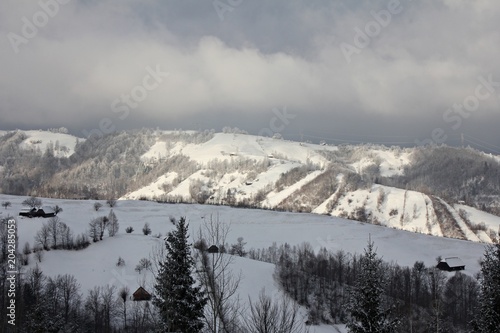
[[22, 242, 32, 255], [230, 237, 247, 257], [93, 202, 103, 211], [34, 247, 44, 262], [135, 258, 152, 274], [142, 223, 151, 235], [106, 198, 117, 207], [116, 257, 125, 267]]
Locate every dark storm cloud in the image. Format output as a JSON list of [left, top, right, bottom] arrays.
[[0, 0, 499, 151]]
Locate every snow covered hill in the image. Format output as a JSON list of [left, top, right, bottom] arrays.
[[119, 131, 500, 243], [1, 129, 499, 244], [0, 194, 490, 332], [1, 128, 84, 158]]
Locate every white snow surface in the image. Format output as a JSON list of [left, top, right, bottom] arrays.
[[331, 185, 443, 236], [121, 172, 179, 200], [349, 148, 412, 177], [455, 204, 500, 232], [141, 133, 333, 166], [0, 194, 488, 332], [7, 129, 85, 157]]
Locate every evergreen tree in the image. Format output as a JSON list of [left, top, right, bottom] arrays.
[[154, 217, 206, 332], [347, 239, 400, 333], [473, 242, 500, 332]]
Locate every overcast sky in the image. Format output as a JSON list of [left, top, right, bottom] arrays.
[[1, 0, 499, 152]]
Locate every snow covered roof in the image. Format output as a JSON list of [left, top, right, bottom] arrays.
[[443, 257, 465, 268], [40, 206, 55, 214]]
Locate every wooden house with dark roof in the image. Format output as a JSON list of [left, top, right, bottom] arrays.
[[436, 257, 465, 271], [132, 287, 152, 301]]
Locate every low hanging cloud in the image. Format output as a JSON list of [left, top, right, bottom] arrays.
[[0, 0, 499, 149]]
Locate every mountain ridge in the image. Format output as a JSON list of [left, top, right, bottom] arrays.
[[1, 128, 499, 243]]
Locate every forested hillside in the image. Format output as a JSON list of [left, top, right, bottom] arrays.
[[1, 129, 499, 242]]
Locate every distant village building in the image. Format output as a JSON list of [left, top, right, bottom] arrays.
[[19, 206, 56, 218], [436, 257, 465, 271], [207, 245, 219, 254], [132, 287, 152, 301], [37, 206, 56, 218]]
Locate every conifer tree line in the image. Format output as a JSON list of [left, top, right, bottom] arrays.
[[1, 214, 499, 332]]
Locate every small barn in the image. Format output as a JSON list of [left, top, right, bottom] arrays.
[[19, 206, 56, 218], [207, 245, 219, 254], [36, 206, 56, 218], [19, 208, 37, 218], [436, 257, 465, 271], [132, 287, 152, 301]]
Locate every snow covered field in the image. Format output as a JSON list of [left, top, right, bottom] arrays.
[[0, 193, 492, 332]]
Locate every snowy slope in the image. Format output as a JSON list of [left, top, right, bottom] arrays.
[[349, 147, 412, 177], [455, 204, 500, 231], [331, 185, 440, 235], [122, 132, 500, 243], [1, 129, 85, 157], [2, 193, 487, 277], [1, 194, 488, 332], [122, 172, 179, 200], [141, 133, 333, 167], [264, 170, 325, 208], [328, 184, 500, 243], [437, 198, 480, 242], [2, 129, 499, 244]]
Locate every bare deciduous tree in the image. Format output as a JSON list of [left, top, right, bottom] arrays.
[[22, 196, 42, 209], [22, 241, 32, 255], [230, 237, 247, 257], [119, 286, 130, 329], [48, 216, 61, 249], [244, 290, 308, 333], [35, 224, 51, 250], [33, 245, 44, 262], [135, 258, 152, 274], [195, 214, 243, 332], [88, 218, 100, 242], [107, 209, 119, 237], [57, 274, 80, 322], [53, 205, 63, 215]]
